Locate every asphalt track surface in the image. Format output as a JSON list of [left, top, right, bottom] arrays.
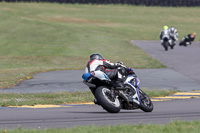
[[1, 69, 199, 93], [1, 40, 200, 129], [0, 98, 200, 129], [132, 40, 200, 84]]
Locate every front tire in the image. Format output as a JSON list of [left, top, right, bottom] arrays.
[[95, 86, 121, 113], [139, 89, 153, 112], [170, 43, 175, 49], [162, 42, 168, 51]]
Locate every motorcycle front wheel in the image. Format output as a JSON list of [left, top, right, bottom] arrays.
[[162, 42, 168, 51], [138, 89, 153, 112], [170, 43, 175, 49], [95, 86, 121, 113]]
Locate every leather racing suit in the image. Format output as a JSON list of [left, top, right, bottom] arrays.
[[85, 58, 121, 80]]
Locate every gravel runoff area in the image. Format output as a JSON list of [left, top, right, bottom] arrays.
[[0, 40, 200, 93]]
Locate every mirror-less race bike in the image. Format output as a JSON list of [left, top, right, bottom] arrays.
[[82, 67, 153, 113]]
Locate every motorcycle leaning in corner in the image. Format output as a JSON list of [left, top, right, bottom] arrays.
[[82, 64, 153, 113], [179, 33, 196, 47], [179, 37, 191, 46]]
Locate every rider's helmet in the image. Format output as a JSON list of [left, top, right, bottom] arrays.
[[170, 26, 175, 31], [191, 32, 196, 38], [170, 26, 175, 34], [90, 53, 104, 60], [163, 25, 169, 30]]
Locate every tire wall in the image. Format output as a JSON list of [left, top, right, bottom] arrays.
[[2, 0, 200, 7]]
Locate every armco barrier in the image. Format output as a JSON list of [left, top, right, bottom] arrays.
[[2, 0, 200, 6]]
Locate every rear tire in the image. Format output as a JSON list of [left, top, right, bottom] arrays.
[[95, 86, 121, 113], [138, 89, 153, 112]]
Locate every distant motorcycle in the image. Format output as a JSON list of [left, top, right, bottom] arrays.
[[161, 30, 173, 51], [179, 37, 191, 46], [82, 66, 153, 113], [179, 33, 196, 47]]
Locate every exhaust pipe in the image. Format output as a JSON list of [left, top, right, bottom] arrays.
[[118, 90, 132, 107]]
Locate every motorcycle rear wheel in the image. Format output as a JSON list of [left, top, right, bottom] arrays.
[[138, 89, 153, 112], [95, 86, 121, 113]]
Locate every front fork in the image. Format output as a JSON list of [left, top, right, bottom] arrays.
[[134, 87, 141, 105]]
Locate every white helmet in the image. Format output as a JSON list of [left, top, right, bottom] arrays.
[[170, 26, 175, 33]]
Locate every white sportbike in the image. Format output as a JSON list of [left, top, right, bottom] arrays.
[[82, 66, 153, 113]]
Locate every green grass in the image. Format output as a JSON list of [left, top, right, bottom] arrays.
[[0, 92, 93, 106], [1, 121, 200, 133], [1, 3, 200, 88], [142, 88, 177, 97], [0, 89, 176, 107]]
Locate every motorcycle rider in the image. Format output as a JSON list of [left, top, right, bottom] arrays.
[[85, 53, 135, 103], [160, 25, 172, 45], [179, 32, 196, 46], [169, 26, 178, 43]]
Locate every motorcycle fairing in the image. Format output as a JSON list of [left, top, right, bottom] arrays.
[[93, 71, 111, 81], [82, 71, 111, 82], [124, 76, 141, 105]]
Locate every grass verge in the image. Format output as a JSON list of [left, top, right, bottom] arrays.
[[0, 89, 177, 107], [1, 121, 200, 133], [2, 3, 200, 88]]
